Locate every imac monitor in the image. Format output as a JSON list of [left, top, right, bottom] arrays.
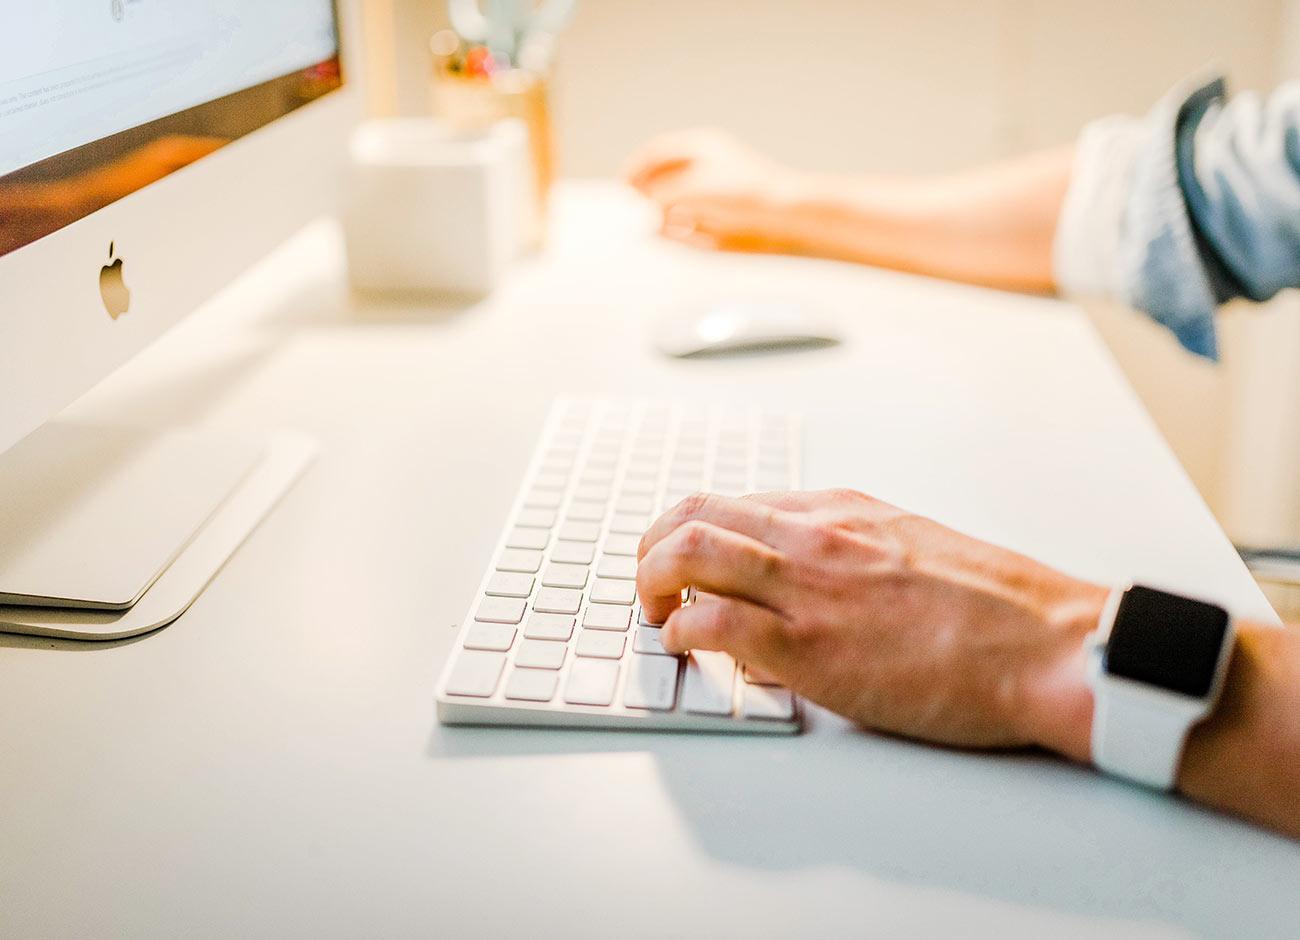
[[0, 0, 358, 455], [0, 1, 359, 635]]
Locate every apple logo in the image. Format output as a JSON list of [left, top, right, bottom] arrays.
[[99, 241, 130, 320]]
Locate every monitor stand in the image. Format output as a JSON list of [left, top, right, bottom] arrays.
[[0, 423, 316, 640]]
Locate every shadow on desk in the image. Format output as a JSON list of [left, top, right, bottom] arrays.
[[428, 709, 1296, 937]]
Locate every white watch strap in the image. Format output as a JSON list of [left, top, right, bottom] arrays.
[[1088, 585, 1234, 791], [1091, 679, 1198, 790]]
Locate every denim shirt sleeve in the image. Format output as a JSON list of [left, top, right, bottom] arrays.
[[1055, 76, 1300, 360]]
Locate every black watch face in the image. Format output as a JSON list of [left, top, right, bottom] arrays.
[[1105, 586, 1231, 697]]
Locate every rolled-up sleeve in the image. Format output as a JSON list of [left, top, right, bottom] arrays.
[[1053, 76, 1300, 360]]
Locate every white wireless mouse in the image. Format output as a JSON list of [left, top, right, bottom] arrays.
[[655, 300, 842, 358]]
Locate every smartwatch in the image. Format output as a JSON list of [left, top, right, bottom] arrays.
[[1086, 584, 1236, 790]]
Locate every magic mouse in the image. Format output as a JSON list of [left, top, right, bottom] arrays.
[[655, 300, 842, 358]]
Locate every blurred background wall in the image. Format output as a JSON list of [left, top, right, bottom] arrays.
[[366, 0, 1300, 550]]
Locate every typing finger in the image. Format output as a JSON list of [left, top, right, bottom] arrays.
[[661, 593, 786, 663], [638, 492, 791, 562], [636, 520, 786, 623]]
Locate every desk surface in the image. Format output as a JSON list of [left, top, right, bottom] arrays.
[[2, 184, 1296, 939]]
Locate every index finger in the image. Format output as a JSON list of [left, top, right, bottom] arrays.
[[636, 519, 787, 623], [638, 492, 788, 562]]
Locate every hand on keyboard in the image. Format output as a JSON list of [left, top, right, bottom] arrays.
[[637, 489, 1109, 756], [437, 399, 804, 733]]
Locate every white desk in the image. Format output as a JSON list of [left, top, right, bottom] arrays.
[[2, 184, 1296, 938]]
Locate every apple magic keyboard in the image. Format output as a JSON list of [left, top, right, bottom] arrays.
[[436, 398, 804, 733]]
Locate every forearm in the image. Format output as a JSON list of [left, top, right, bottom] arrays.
[[1178, 623, 1300, 837], [779, 146, 1075, 293]]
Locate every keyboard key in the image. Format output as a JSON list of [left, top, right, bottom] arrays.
[[741, 684, 795, 721], [445, 650, 506, 697], [564, 659, 620, 705], [603, 533, 641, 557], [475, 597, 526, 624], [523, 489, 563, 509], [633, 626, 669, 656], [574, 484, 610, 502], [620, 478, 655, 495], [523, 612, 575, 641], [505, 527, 548, 551], [533, 587, 583, 614], [541, 563, 589, 590], [558, 521, 601, 542], [596, 555, 637, 580], [682, 650, 736, 715], [485, 572, 534, 598], [579, 469, 614, 485], [463, 623, 516, 651], [590, 578, 636, 605], [624, 654, 679, 710], [614, 494, 654, 514], [637, 606, 663, 627], [550, 540, 595, 565], [610, 514, 650, 535], [534, 472, 569, 490], [514, 639, 567, 670], [715, 457, 748, 475], [576, 630, 626, 659], [567, 501, 606, 522], [505, 668, 559, 702], [516, 508, 556, 529], [496, 548, 543, 573], [668, 474, 703, 492], [583, 604, 632, 631], [625, 462, 659, 480]]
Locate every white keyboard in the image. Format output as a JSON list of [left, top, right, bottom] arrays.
[[436, 398, 804, 733]]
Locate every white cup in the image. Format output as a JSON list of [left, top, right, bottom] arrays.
[[342, 118, 526, 296]]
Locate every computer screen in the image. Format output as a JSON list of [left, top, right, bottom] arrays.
[[0, 1, 341, 257]]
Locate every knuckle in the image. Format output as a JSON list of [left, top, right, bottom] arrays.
[[801, 519, 843, 555], [677, 491, 712, 520], [826, 487, 867, 505], [676, 519, 712, 558], [754, 545, 783, 582], [781, 614, 819, 645]]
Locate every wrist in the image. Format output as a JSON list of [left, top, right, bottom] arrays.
[[1017, 579, 1108, 764], [774, 171, 933, 268]]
